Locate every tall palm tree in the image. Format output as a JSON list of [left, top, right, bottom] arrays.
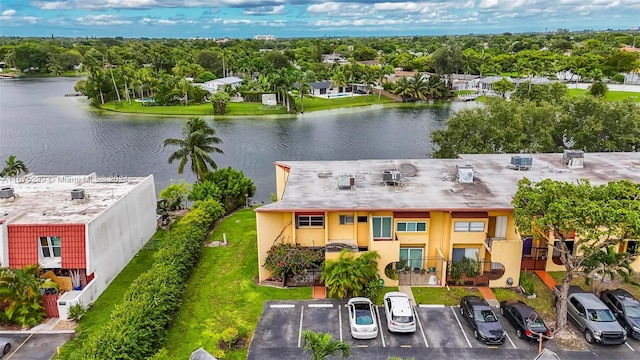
[[302, 330, 351, 360], [1, 155, 29, 177], [163, 118, 223, 182]]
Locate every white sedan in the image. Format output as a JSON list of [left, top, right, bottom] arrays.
[[0, 337, 10, 358], [347, 297, 379, 339]]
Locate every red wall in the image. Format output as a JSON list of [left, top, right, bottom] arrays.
[[8, 224, 86, 269]]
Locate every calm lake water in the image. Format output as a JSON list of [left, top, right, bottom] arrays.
[[0, 77, 477, 201]]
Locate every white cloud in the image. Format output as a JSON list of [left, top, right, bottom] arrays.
[[76, 14, 132, 25], [243, 5, 285, 15], [2, 9, 16, 16]]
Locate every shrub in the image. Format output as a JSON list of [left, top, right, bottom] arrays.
[[220, 327, 239, 349], [69, 199, 225, 359], [263, 243, 324, 280], [519, 272, 535, 294], [67, 302, 87, 321], [0, 265, 45, 328]]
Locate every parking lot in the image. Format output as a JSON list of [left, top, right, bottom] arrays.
[[0, 333, 74, 360], [248, 300, 640, 360]]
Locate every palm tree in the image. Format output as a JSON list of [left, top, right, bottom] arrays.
[[0, 265, 45, 327], [163, 118, 223, 182], [392, 76, 413, 102], [330, 69, 348, 93], [1, 155, 29, 177], [302, 330, 351, 360]]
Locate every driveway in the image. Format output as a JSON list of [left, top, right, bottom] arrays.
[[248, 300, 639, 360], [2, 334, 74, 360]]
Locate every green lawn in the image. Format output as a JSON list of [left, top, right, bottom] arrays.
[[492, 273, 555, 323], [162, 209, 311, 360], [295, 94, 395, 112], [411, 286, 481, 306], [98, 100, 289, 116], [567, 88, 640, 102], [375, 287, 400, 305], [56, 229, 169, 358]]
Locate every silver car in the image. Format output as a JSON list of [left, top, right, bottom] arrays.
[[347, 297, 378, 339], [383, 292, 416, 333], [0, 337, 10, 358]]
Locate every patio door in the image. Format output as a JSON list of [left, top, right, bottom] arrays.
[[400, 248, 423, 269]]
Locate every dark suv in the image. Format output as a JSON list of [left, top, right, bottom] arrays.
[[460, 295, 505, 344], [600, 289, 640, 339]]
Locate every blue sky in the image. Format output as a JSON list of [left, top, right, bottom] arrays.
[[0, 0, 639, 39]]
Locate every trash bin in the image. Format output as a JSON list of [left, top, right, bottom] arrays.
[[429, 267, 436, 273], [378, 279, 385, 288]]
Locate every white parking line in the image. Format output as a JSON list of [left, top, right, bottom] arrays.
[[298, 306, 304, 348], [6, 334, 32, 360], [270, 304, 295, 308], [375, 306, 386, 348], [308, 304, 333, 308], [504, 332, 517, 349], [414, 307, 429, 347], [451, 306, 472, 348], [624, 341, 635, 351], [339, 305, 343, 342]]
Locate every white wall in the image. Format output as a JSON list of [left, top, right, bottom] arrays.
[[0, 221, 7, 267], [85, 175, 157, 300]]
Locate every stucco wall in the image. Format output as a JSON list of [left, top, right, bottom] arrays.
[[489, 240, 523, 287], [85, 175, 156, 301], [327, 212, 355, 240], [256, 211, 292, 281]]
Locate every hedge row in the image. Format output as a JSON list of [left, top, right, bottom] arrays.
[[70, 199, 226, 360]]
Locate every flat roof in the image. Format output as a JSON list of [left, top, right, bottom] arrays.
[[0, 174, 153, 224], [257, 152, 640, 212]]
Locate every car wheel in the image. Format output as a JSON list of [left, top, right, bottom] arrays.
[[473, 329, 479, 339], [500, 307, 504, 315], [3, 343, 10, 355], [516, 329, 522, 338], [460, 307, 464, 316], [584, 330, 595, 344]]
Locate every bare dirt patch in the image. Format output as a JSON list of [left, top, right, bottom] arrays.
[[53, 320, 78, 331], [551, 325, 588, 351]]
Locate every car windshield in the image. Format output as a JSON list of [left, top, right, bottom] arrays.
[[474, 309, 498, 322], [392, 315, 414, 323], [355, 308, 374, 325], [624, 305, 640, 318], [587, 309, 616, 322]]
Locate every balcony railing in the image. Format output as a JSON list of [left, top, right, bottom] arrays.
[[485, 235, 494, 251]]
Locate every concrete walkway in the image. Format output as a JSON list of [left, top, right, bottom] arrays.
[[477, 286, 500, 309], [398, 285, 417, 306], [0, 318, 75, 335], [534, 270, 559, 291]]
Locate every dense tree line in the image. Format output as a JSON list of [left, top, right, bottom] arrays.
[[431, 83, 640, 158], [1, 31, 638, 106]]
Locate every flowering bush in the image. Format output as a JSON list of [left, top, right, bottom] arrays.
[[263, 244, 324, 280]]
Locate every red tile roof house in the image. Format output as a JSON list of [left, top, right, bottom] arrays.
[[0, 173, 157, 320]]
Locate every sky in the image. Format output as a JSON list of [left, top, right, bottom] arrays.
[[0, 0, 639, 39]]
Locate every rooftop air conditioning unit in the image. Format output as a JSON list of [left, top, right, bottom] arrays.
[[0, 187, 15, 199], [562, 150, 584, 168], [71, 188, 85, 200], [337, 175, 355, 190], [511, 155, 533, 170], [456, 165, 474, 183], [382, 170, 401, 185]]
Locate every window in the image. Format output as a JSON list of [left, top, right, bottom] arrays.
[[357, 216, 368, 223], [454, 221, 485, 232], [339, 215, 354, 225], [452, 248, 479, 262], [400, 248, 424, 269], [372, 216, 392, 239], [627, 240, 638, 254], [297, 215, 324, 227], [396, 221, 427, 232], [39, 236, 61, 258], [553, 240, 575, 257]]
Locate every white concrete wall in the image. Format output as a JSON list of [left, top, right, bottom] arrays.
[[85, 175, 156, 300], [57, 278, 99, 320], [0, 221, 7, 267]]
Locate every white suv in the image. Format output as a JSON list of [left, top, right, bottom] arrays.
[[383, 292, 416, 333]]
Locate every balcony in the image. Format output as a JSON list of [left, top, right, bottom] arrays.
[[325, 239, 360, 253]]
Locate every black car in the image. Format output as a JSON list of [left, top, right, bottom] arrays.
[[600, 289, 640, 339], [500, 300, 551, 341], [460, 295, 506, 344]]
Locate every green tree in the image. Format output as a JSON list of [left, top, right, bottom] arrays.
[[191, 167, 256, 212], [1, 155, 29, 177], [581, 245, 634, 294], [302, 330, 351, 360], [0, 265, 45, 328], [588, 80, 608, 97], [492, 77, 515, 98], [322, 249, 380, 299], [512, 179, 640, 333], [211, 91, 231, 115], [163, 118, 224, 182], [159, 181, 191, 211]]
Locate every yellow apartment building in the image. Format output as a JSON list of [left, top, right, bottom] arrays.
[[255, 152, 640, 288]]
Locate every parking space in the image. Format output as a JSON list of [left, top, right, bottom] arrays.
[[251, 300, 640, 360], [560, 319, 638, 356], [0, 333, 74, 360]]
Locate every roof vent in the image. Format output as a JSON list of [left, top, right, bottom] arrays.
[[337, 175, 355, 190], [456, 165, 474, 183], [562, 150, 584, 168], [511, 155, 532, 171], [71, 188, 85, 200], [0, 187, 15, 199], [382, 170, 402, 185]]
